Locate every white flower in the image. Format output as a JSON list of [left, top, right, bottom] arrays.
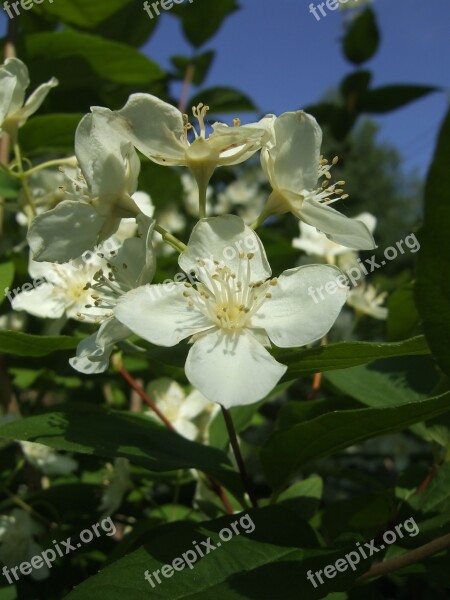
[[347, 283, 388, 320], [69, 215, 155, 374], [145, 378, 214, 441], [0, 58, 57, 139], [28, 112, 149, 263], [11, 252, 107, 322], [0, 509, 49, 580], [261, 111, 376, 250], [93, 94, 273, 206], [293, 212, 377, 264], [20, 441, 78, 476], [115, 215, 348, 408], [99, 458, 132, 517], [216, 170, 267, 224]]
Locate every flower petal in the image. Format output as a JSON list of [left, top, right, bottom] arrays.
[[300, 198, 377, 250], [69, 318, 130, 374], [0, 58, 29, 121], [185, 329, 286, 408], [92, 94, 186, 165], [11, 283, 66, 319], [252, 264, 348, 347], [262, 111, 321, 193], [179, 215, 271, 282], [27, 201, 111, 262], [18, 77, 58, 124], [115, 283, 212, 347]]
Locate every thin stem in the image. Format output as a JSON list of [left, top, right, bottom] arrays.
[[117, 366, 234, 515], [221, 406, 258, 509], [178, 63, 196, 114], [118, 366, 175, 430], [357, 532, 450, 583], [154, 223, 187, 253], [23, 157, 76, 178], [0, 485, 52, 528], [14, 142, 36, 219]]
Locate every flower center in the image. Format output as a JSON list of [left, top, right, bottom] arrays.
[[183, 253, 278, 331]]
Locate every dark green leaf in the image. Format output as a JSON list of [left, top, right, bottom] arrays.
[[0, 262, 15, 306], [387, 283, 420, 341], [35, 0, 131, 28], [171, 51, 215, 86], [262, 391, 450, 491], [276, 336, 429, 380], [342, 8, 380, 65], [0, 331, 78, 356], [0, 404, 242, 498], [0, 171, 20, 199], [189, 87, 258, 114], [20, 114, 82, 155], [25, 31, 164, 87], [359, 85, 437, 114], [416, 107, 450, 376], [64, 502, 361, 600], [174, 0, 239, 49]]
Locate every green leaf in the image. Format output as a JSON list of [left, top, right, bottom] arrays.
[[171, 51, 215, 86], [277, 476, 323, 520], [0, 171, 20, 199], [0, 262, 15, 306], [35, 0, 131, 28], [138, 161, 183, 209], [276, 336, 429, 380], [261, 391, 450, 491], [387, 283, 420, 341], [93, 2, 158, 47], [63, 502, 361, 600], [0, 404, 242, 498], [189, 87, 258, 114], [25, 31, 164, 86], [325, 356, 440, 409], [0, 331, 78, 356], [20, 114, 82, 155], [416, 107, 450, 376], [174, 0, 239, 49], [342, 8, 380, 65], [359, 85, 437, 114]]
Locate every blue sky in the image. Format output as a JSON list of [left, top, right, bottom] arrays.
[[144, 0, 450, 176], [1, 0, 449, 175]]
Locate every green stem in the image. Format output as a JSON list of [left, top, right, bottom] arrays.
[[221, 406, 258, 509], [198, 178, 208, 219], [0, 485, 52, 527], [13, 142, 36, 219], [23, 157, 76, 178], [154, 224, 186, 253]]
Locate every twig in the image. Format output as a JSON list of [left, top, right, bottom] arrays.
[[117, 366, 234, 515], [221, 406, 258, 508], [358, 532, 450, 583], [178, 63, 195, 114]]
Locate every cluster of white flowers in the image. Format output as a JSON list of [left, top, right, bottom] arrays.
[[2, 58, 379, 411]]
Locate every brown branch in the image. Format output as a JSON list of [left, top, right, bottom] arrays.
[[358, 532, 450, 583], [117, 366, 233, 515]]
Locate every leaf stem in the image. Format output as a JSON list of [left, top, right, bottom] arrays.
[[221, 406, 258, 508], [22, 157, 77, 178]]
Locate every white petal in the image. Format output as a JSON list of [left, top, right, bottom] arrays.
[[132, 191, 154, 218], [27, 201, 109, 262], [115, 284, 212, 347], [111, 215, 155, 287], [185, 330, 286, 408], [0, 58, 29, 121], [75, 113, 140, 198], [252, 265, 348, 347], [69, 318, 130, 374], [179, 215, 271, 282], [18, 78, 58, 124], [173, 419, 199, 441], [11, 283, 66, 319], [179, 389, 211, 419], [92, 94, 186, 165], [300, 198, 377, 250], [262, 111, 321, 193]]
